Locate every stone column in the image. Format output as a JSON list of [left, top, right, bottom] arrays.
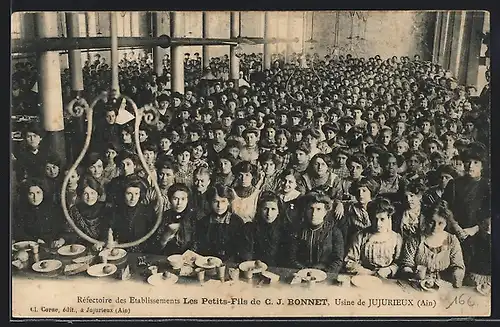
[[153, 13, 164, 75], [65, 12, 84, 95], [449, 11, 466, 79], [263, 12, 271, 70], [230, 12, 240, 85], [170, 11, 184, 94], [202, 12, 211, 69], [35, 12, 66, 165], [110, 12, 120, 93]]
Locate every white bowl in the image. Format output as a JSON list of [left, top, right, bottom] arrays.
[[167, 254, 183, 269]]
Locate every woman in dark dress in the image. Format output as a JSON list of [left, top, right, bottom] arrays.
[[195, 184, 250, 262], [41, 154, 64, 206], [248, 191, 292, 267], [111, 177, 156, 252], [275, 168, 304, 230], [149, 183, 197, 255], [13, 178, 66, 248], [442, 145, 490, 269], [465, 212, 491, 287], [213, 153, 236, 187], [63, 166, 83, 209], [289, 192, 344, 277], [64, 178, 109, 244]]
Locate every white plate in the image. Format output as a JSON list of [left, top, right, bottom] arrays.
[[351, 275, 383, 288], [239, 260, 268, 273], [99, 248, 127, 261], [295, 269, 328, 283], [195, 256, 222, 269], [420, 279, 439, 292], [147, 272, 179, 286], [12, 241, 38, 252], [57, 244, 86, 256], [32, 259, 63, 273], [87, 263, 117, 277]]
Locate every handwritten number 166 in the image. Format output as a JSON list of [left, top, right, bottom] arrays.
[[446, 294, 476, 309]]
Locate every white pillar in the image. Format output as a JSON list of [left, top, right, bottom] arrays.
[[439, 11, 451, 68], [110, 12, 120, 93], [170, 11, 185, 94], [432, 12, 442, 63], [202, 12, 210, 69], [153, 13, 164, 75], [35, 12, 66, 163], [263, 12, 271, 70], [66, 13, 84, 92], [449, 11, 466, 78], [230, 12, 240, 82]]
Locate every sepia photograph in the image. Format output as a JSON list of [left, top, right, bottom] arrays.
[[10, 10, 491, 318]]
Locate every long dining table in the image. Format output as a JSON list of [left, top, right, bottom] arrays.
[[11, 246, 490, 318]]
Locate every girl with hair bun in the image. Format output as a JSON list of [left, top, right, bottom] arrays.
[[195, 183, 250, 262], [345, 197, 403, 278], [378, 151, 407, 203], [111, 177, 156, 253], [393, 180, 427, 240], [14, 178, 66, 248], [337, 177, 380, 251], [248, 191, 293, 266], [289, 191, 344, 276], [102, 143, 120, 184], [231, 161, 265, 223], [149, 183, 197, 255], [258, 151, 282, 192], [82, 152, 107, 202], [400, 200, 465, 288], [276, 168, 304, 229], [301, 153, 342, 200], [213, 152, 237, 187], [64, 178, 109, 244]]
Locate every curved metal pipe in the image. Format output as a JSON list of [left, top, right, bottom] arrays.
[[60, 94, 164, 248]]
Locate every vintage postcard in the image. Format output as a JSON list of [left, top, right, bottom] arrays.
[[11, 10, 491, 318]]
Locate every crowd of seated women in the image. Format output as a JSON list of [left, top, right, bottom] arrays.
[[12, 50, 491, 288]]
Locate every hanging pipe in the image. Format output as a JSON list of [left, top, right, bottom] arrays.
[[60, 94, 164, 249]]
